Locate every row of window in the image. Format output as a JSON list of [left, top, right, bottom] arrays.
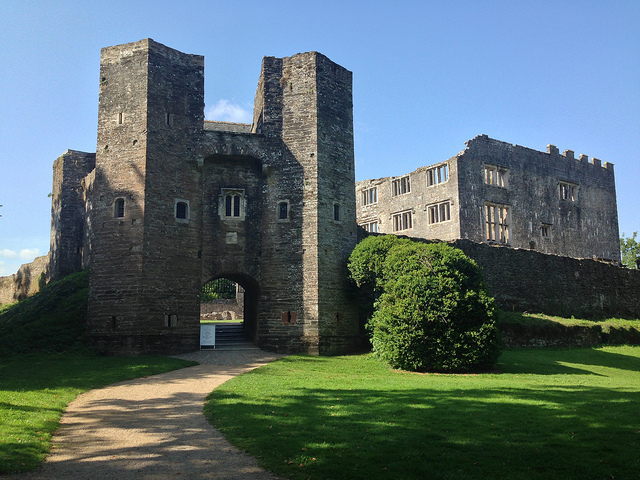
[[113, 195, 341, 223], [361, 163, 452, 205], [362, 164, 578, 205]]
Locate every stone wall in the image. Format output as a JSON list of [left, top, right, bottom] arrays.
[[0, 255, 49, 305], [356, 134, 620, 263], [452, 239, 640, 319]]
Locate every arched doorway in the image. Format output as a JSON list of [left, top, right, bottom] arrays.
[[199, 274, 259, 349]]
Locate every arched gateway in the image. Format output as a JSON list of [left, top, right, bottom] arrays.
[[50, 39, 359, 355]]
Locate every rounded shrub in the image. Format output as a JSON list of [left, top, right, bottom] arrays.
[[369, 241, 501, 372], [347, 235, 412, 333]]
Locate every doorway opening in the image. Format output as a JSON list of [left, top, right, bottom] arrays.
[[200, 276, 258, 349]]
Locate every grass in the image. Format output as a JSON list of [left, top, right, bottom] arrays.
[[205, 347, 640, 480], [499, 310, 640, 333], [0, 353, 195, 474], [0, 270, 89, 355]]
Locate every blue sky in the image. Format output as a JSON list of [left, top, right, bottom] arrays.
[[0, 0, 638, 276]]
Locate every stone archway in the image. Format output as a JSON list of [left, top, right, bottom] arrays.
[[200, 273, 260, 347]]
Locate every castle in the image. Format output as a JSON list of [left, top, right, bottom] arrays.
[[356, 135, 620, 262], [48, 39, 359, 355], [3, 39, 635, 354]]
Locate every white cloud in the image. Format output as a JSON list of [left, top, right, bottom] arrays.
[[0, 248, 40, 260], [19, 248, 40, 259], [0, 249, 18, 259], [205, 99, 252, 124]]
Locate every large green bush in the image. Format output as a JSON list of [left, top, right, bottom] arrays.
[[349, 237, 501, 372], [347, 235, 412, 324]]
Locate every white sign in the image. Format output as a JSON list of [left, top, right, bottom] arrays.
[[200, 324, 216, 348]]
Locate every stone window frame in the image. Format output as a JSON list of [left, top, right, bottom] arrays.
[[426, 163, 450, 187], [114, 197, 126, 219], [559, 181, 578, 202], [333, 203, 341, 222], [541, 223, 552, 239], [277, 200, 290, 222], [174, 199, 190, 223], [485, 202, 510, 244], [219, 188, 246, 221], [391, 175, 411, 196], [427, 200, 451, 224], [361, 220, 379, 233], [392, 209, 413, 232], [164, 313, 178, 328], [484, 164, 509, 188], [361, 186, 377, 205]]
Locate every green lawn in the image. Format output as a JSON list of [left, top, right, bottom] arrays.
[[205, 346, 640, 480], [499, 310, 640, 332], [0, 354, 195, 474]]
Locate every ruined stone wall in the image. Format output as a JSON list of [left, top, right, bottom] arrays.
[[456, 135, 619, 261], [356, 135, 620, 263], [356, 157, 461, 241], [452, 239, 640, 319], [49, 150, 96, 281], [0, 255, 49, 305]]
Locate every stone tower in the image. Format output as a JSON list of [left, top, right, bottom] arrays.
[[87, 40, 205, 353], [82, 39, 359, 355]]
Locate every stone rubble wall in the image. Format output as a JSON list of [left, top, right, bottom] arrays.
[[0, 255, 49, 305]]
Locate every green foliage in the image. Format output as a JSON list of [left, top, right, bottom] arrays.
[[0, 270, 89, 356], [346, 235, 411, 323], [620, 231, 640, 268], [370, 241, 501, 372], [206, 348, 640, 480], [201, 277, 237, 301]]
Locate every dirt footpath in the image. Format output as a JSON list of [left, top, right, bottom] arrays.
[[8, 350, 285, 480]]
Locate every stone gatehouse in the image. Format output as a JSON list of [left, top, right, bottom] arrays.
[[48, 38, 360, 355]]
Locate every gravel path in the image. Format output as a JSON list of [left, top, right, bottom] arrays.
[[7, 350, 286, 480]]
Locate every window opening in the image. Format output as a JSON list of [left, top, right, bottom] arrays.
[[392, 210, 413, 231], [392, 176, 411, 196], [559, 182, 577, 201], [164, 314, 178, 327], [485, 203, 510, 244], [222, 190, 244, 219], [175, 200, 189, 221], [278, 201, 289, 220], [361, 187, 377, 205], [541, 224, 551, 238], [334, 204, 341, 222], [426, 163, 449, 186], [114, 198, 125, 218], [361, 220, 379, 233], [484, 164, 508, 188], [428, 201, 451, 224]]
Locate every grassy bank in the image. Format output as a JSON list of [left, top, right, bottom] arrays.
[[205, 347, 640, 480], [0, 353, 195, 474]]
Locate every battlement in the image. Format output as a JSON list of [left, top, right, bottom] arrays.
[[547, 144, 613, 172]]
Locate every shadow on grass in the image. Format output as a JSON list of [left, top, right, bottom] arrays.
[[498, 347, 640, 374], [206, 350, 640, 480]]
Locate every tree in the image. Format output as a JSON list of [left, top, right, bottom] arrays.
[[349, 237, 501, 373], [620, 232, 640, 269]]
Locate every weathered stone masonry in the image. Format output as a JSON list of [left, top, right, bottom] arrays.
[[45, 38, 359, 355], [357, 134, 620, 262]]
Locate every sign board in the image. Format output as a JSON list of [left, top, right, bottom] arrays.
[[200, 324, 216, 348]]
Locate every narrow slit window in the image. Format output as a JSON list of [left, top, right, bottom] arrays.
[[334, 204, 341, 222], [278, 201, 289, 220], [114, 198, 125, 218]]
